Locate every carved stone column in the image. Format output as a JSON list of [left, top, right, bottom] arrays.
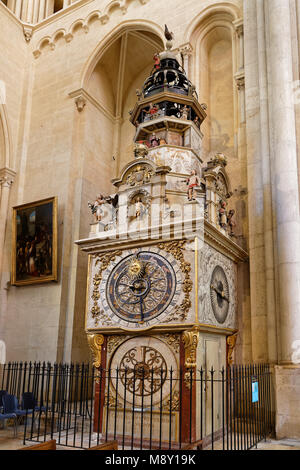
[[179, 43, 193, 78], [235, 72, 245, 124], [233, 19, 244, 71]]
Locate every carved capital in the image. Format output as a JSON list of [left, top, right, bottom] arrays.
[[0, 168, 16, 188], [87, 334, 105, 368], [235, 71, 245, 91], [227, 333, 238, 366], [233, 19, 244, 38], [182, 327, 199, 369], [179, 42, 193, 57]]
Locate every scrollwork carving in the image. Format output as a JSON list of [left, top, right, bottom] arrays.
[[91, 251, 122, 325], [87, 334, 105, 369], [157, 241, 192, 321]]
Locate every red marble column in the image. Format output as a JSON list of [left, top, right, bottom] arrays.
[[179, 338, 196, 445]]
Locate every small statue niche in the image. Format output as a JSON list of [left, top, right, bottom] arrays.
[[128, 192, 149, 222]]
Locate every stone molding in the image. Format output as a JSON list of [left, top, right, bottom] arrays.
[[32, 0, 151, 58]]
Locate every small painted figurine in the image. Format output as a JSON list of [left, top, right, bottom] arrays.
[[186, 170, 200, 201], [219, 200, 227, 228], [153, 53, 160, 70], [146, 102, 159, 120], [193, 116, 200, 128], [181, 105, 189, 120], [227, 209, 236, 236], [89, 194, 106, 222], [150, 133, 160, 147]]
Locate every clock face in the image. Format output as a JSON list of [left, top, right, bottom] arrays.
[[210, 265, 230, 324], [105, 251, 177, 323]]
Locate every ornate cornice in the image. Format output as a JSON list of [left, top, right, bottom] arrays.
[[204, 220, 248, 263]]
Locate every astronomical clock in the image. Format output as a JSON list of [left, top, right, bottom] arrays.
[[76, 37, 248, 445]]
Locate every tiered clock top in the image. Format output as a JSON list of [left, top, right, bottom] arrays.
[[142, 52, 197, 99]]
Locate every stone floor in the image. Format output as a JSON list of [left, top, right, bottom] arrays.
[[1, 425, 300, 451]]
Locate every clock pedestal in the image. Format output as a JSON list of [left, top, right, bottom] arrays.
[[76, 41, 248, 447]]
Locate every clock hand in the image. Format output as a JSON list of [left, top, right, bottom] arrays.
[[139, 297, 144, 322], [211, 284, 229, 303]]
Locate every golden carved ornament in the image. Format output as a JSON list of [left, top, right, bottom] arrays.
[[157, 241, 192, 321], [182, 327, 199, 369], [91, 250, 122, 323], [227, 333, 238, 366], [87, 334, 105, 369], [107, 335, 127, 354]]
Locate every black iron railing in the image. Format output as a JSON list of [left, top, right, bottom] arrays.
[[0, 362, 274, 450]]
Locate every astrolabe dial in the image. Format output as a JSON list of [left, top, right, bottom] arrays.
[[119, 346, 167, 397], [210, 265, 230, 324], [106, 251, 177, 323]]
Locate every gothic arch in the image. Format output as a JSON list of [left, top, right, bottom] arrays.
[[184, 5, 240, 162], [81, 20, 164, 89], [184, 1, 241, 45]]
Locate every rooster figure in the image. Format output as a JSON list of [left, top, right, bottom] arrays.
[[164, 24, 174, 41], [164, 25, 174, 49]]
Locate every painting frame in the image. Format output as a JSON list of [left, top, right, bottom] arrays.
[[11, 196, 58, 286]]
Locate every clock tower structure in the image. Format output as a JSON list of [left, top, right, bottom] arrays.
[[76, 39, 248, 446]]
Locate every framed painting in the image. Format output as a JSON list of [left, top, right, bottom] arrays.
[[11, 197, 58, 286]]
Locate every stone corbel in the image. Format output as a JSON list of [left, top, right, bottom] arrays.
[[75, 95, 86, 112], [87, 334, 105, 368], [227, 333, 238, 366], [23, 26, 33, 43]]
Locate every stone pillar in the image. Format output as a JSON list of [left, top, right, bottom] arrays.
[[244, 0, 269, 362], [0, 168, 15, 277], [266, 0, 300, 365], [256, 0, 277, 364]]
